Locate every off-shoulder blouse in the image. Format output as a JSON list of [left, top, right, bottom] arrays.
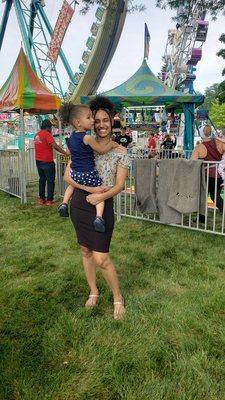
[[94, 150, 131, 186]]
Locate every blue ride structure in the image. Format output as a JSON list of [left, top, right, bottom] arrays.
[[0, 0, 128, 99]]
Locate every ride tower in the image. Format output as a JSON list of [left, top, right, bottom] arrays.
[[160, 0, 208, 94]]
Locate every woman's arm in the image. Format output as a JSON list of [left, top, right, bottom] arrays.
[[86, 166, 128, 205], [63, 162, 105, 194]]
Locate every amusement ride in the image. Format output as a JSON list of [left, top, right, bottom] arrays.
[[0, 1, 209, 99], [160, 0, 209, 94], [0, 0, 128, 101]]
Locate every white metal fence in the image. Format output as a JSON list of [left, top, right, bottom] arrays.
[[0, 148, 38, 201], [115, 155, 225, 236], [0, 150, 21, 198], [1, 148, 224, 236]]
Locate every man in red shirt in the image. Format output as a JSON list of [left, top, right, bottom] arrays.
[[34, 119, 68, 205]]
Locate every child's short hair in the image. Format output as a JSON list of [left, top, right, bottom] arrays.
[[58, 102, 90, 126]]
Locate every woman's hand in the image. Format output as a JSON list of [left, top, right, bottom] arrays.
[[91, 186, 110, 194], [86, 193, 104, 205]]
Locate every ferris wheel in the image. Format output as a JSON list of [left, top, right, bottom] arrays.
[[0, 0, 128, 100], [160, 0, 209, 93]]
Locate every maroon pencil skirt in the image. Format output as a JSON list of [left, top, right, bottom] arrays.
[[70, 189, 115, 253]]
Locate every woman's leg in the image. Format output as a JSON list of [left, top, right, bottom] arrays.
[[92, 251, 124, 320], [80, 245, 99, 307]]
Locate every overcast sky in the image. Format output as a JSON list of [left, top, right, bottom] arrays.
[[0, 0, 224, 94]]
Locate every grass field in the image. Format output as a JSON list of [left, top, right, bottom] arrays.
[[1, 190, 225, 400]]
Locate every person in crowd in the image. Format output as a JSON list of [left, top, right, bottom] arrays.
[[112, 112, 122, 135], [57, 103, 118, 233], [147, 132, 156, 154], [160, 134, 176, 150], [115, 127, 133, 148], [34, 119, 68, 205], [64, 96, 130, 320], [192, 124, 225, 221]]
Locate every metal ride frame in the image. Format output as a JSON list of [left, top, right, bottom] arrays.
[[0, 0, 128, 203], [0, 0, 128, 99], [0, 0, 76, 97], [160, 0, 208, 94]]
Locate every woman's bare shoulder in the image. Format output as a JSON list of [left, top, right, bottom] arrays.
[[192, 143, 207, 159]]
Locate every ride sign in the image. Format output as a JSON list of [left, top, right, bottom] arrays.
[[48, 0, 74, 63]]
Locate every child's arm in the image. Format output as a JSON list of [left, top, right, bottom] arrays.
[[83, 135, 119, 154]]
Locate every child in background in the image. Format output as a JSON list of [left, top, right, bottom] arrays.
[[58, 103, 118, 233]]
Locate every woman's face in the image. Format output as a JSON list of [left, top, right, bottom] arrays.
[[94, 109, 112, 139]]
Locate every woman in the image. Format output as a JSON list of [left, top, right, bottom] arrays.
[[64, 96, 130, 320], [192, 124, 225, 221]]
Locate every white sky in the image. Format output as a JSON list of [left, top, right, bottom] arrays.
[[0, 0, 224, 94]]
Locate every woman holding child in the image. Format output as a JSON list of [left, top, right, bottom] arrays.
[[59, 96, 130, 320]]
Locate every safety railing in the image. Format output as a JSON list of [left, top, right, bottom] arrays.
[[128, 148, 193, 160], [115, 159, 225, 236], [0, 150, 22, 198], [0, 148, 39, 201], [25, 148, 38, 182]]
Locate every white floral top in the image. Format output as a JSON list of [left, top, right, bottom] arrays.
[[94, 150, 131, 186]]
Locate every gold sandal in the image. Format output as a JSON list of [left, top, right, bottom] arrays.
[[113, 299, 125, 320], [85, 294, 99, 308]]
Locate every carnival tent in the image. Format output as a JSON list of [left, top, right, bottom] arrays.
[[81, 59, 204, 150], [0, 47, 61, 204], [0, 47, 61, 113]]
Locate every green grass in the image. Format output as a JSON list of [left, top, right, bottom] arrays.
[[1, 189, 225, 400]]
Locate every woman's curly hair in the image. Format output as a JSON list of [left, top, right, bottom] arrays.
[[89, 96, 115, 118]]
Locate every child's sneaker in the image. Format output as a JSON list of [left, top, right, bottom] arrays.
[[58, 203, 69, 217], [93, 216, 105, 233]]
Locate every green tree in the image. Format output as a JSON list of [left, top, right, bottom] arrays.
[[217, 33, 225, 78], [217, 80, 225, 103], [209, 102, 225, 127], [80, 0, 145, 14], [155, 0, 225, 18], [199, 83, 220, 110]]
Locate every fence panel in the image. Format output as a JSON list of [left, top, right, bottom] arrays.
[[118, 158, 225, 236], [0, 150, 21, 198], [25, 148, 38, 182]]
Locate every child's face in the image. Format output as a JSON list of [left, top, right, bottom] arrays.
[[75, 108, 94, 131]]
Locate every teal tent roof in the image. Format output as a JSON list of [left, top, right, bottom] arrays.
[[81, 59, 204, 108]]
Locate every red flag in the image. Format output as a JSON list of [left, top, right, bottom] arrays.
[[48, 1, 74, 63]]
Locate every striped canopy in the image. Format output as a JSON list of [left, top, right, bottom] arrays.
[[81, 59, 204, 109], [0, 48, 61, 114]]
